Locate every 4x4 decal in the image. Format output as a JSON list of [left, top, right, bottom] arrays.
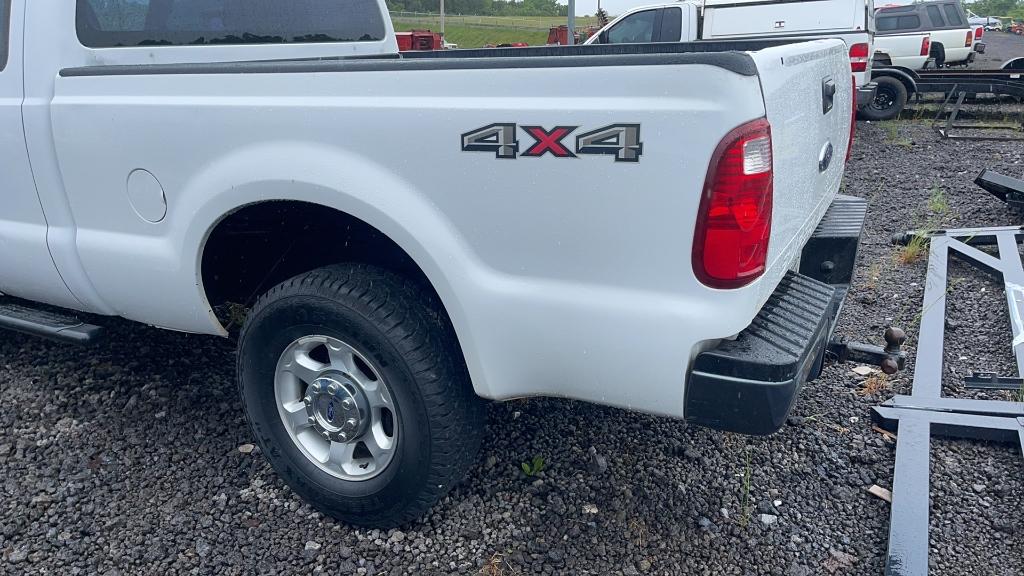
[[462, 123, 642, 162]]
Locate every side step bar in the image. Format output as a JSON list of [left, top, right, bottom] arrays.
[[0, 299, 103, 344]]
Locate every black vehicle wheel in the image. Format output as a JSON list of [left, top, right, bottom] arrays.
[[930, 43, 946, 68], [858, 77, 908, 121], [238, 264, 485, 527]]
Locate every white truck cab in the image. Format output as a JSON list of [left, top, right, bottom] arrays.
[[586, 0, 877, 106]]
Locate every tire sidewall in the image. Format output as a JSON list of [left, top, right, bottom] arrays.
[[239, 293, 432, 516], [860, 77, 906, 121]]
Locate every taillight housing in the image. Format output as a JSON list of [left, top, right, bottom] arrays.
[[965, 30, 973, 47], [920, 35, 931, 56], [975, 26, 983, 40], [693, 119, 773, 289], [849, 42, 869, 73], [847, 76, 857, 163]]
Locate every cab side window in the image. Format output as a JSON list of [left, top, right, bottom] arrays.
[[659, 7, 682, 43], [77, 0, 387, 48], [606, 10, 658, 44], [942, 4, 963, 26], [926, 5, 946, 27], [0, 0, 9, 71]]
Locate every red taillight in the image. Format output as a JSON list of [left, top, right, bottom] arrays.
[[693, 118, 773, 288], [965, 30, 973, 47], [975, 26, 983, 40], [920, 35, 931, 56], [847, 76, 857, 163], [849, 42, 869, 73]]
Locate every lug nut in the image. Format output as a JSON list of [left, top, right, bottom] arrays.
[[307, 416, 316, 424], [339, 432, 348, 441], [342, 399, 353, 410], [346, 418, 358, 429], [328, 383, 338, 394]]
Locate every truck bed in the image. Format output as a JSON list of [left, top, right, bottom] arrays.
[[53, 38, 851, 419]]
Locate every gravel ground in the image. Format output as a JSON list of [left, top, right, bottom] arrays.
[[3, 36, 1024, 576]]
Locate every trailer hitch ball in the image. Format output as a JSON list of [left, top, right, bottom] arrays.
[[884, 327, 906, 353], [880, 327, 906, 375], [827, 327, 907, 375]]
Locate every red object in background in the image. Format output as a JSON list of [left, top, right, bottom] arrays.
[[547, 25, 578, 45], [395, 30, 444, 51]]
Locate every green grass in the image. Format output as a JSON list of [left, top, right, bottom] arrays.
[[391, 13, 599, 31], [393, 22, 550, 47], [928, 186, 949, 215], [391, 13, 602, 48]]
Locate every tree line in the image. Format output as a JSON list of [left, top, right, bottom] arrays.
[[965, 0, 1024, 20]]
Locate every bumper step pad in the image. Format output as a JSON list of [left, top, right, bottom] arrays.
[[800, 194, 868, 287], [686, 272, 837, 435], [0, 299, 103, 344]]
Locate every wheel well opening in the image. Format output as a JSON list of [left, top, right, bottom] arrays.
[[201, 201, 436, 328]]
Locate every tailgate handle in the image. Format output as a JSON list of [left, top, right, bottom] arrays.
[[821, 77, 836, 114]]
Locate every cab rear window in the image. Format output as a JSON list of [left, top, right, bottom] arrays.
[[76, 0, 387, 48]]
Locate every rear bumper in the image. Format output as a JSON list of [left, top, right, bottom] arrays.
[[856, 82, 878, 109], [684, 195, 867, 435], [974, 43, 986, 54]]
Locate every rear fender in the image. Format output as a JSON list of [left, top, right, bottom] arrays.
[[872, 67, 919, 96]]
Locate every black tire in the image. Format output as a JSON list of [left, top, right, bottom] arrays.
[[238, 264, 485, 527], [931, 43, 946, 68], [858, 77, 908, 121]]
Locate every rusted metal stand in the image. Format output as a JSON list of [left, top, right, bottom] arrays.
[[877, 227, 1024, 576]]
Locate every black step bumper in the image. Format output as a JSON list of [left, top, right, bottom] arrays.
[[856, 82, 878, 110], [684, 195, 866, 435]]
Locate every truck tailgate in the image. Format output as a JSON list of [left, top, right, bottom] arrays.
[[750, 40, 852, 282]]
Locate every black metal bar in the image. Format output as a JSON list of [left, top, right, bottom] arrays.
[[976, 170, 1024, 209], [884, 411, 930, 576], [879, 397, 1024, 421], [964, 372, 1024, 390]]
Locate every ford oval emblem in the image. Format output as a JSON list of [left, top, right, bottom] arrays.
[[326, 400, 336, 422], [818, 141, 834, 173]]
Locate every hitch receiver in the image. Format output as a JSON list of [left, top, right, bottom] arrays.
[[828, 327, 906, 375]]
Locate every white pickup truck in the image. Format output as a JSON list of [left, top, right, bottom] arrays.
[[585, 0, 879, 107], [875, 1, 978, 67], [0, 0, 862, 526], [873, 33, 932, 71]]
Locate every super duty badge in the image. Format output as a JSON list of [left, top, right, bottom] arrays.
[[461, 123, 643, 162]]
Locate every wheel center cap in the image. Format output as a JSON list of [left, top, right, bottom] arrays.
[[304, 376, 367, 442]]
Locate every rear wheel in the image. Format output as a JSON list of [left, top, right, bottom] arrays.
[[858, 77, 907, 121], [930, 43, 946, 68], [238, 264, 485, 527]]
